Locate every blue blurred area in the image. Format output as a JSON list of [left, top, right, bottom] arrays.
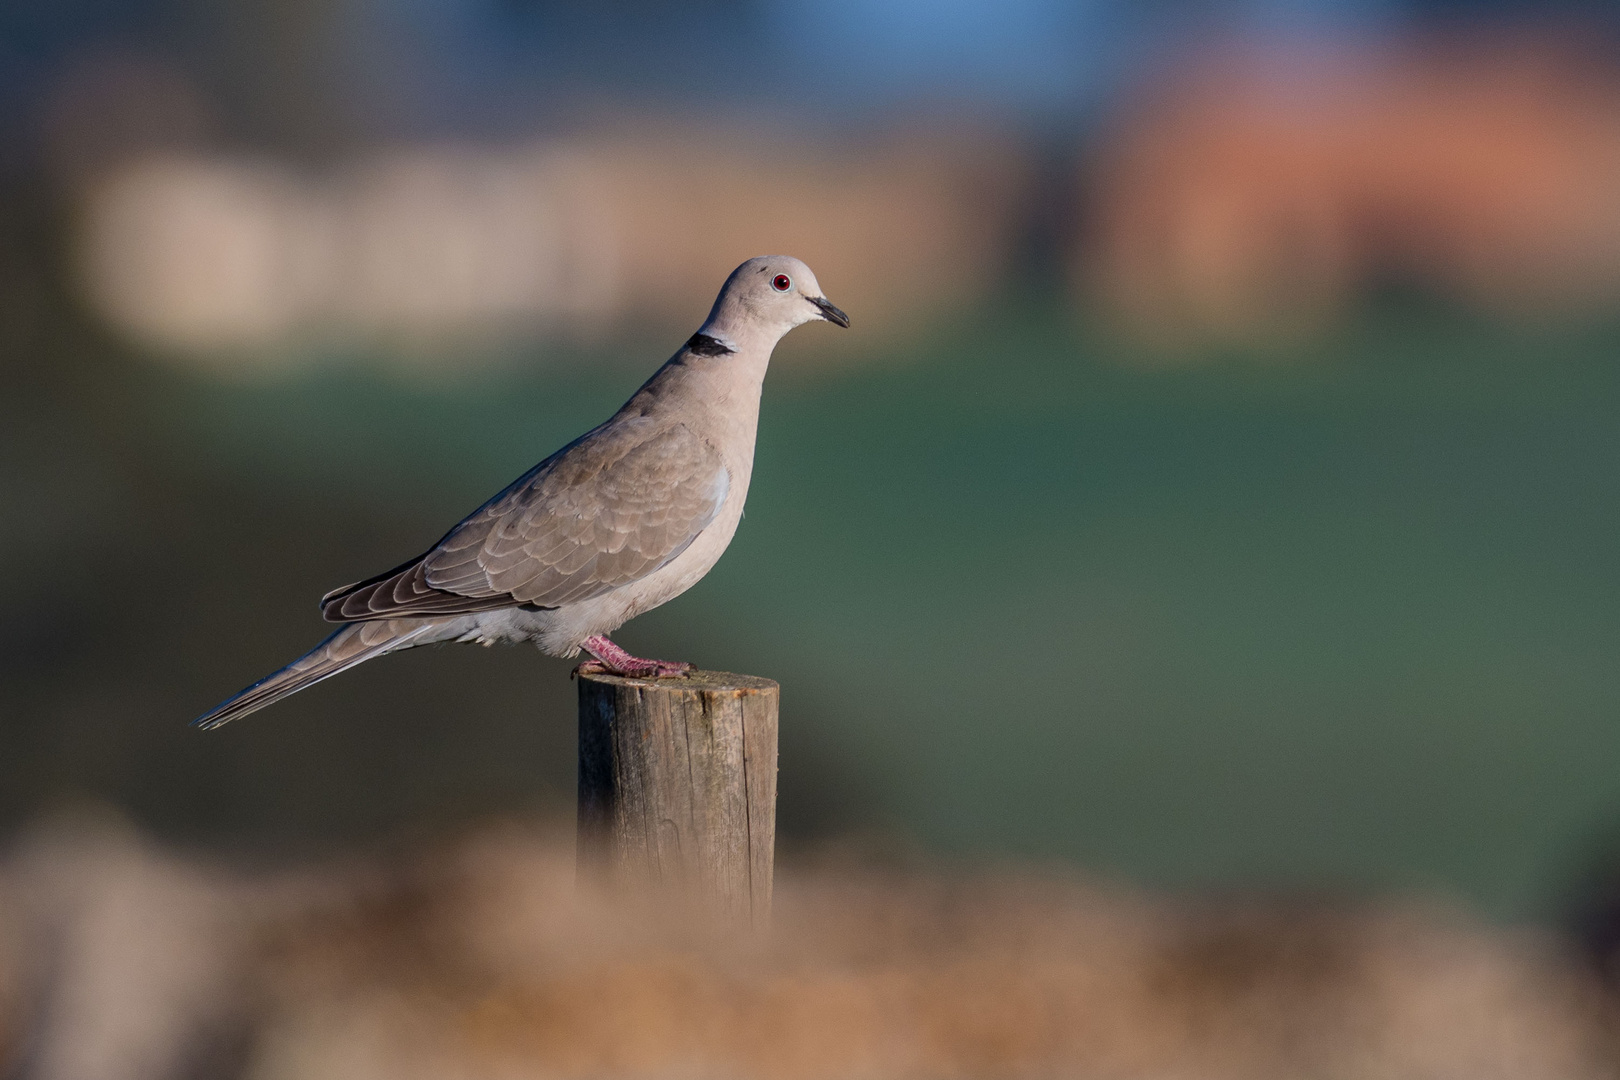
[[0, 0, 1561, 152]]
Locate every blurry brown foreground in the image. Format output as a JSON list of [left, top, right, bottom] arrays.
[[1, 813, 1614, 1080]]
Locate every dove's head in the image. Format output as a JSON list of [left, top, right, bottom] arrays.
[[700, 256, 849, 344]]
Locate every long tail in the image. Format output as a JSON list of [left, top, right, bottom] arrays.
[[192, 619, 438, 730]]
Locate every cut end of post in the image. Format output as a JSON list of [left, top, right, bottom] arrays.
[[577, 667, 780, 927], [576, 669, 779, 693]]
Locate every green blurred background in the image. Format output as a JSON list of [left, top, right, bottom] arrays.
[[11, 255, 1620, 919], [7, 0, 1620, 926]]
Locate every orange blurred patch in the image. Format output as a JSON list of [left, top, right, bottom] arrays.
[[1081, 39, 1620, 352]]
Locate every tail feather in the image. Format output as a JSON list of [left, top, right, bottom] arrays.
[[192, 620, 435, 730]]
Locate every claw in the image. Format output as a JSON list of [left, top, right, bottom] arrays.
[[572, 659, 609, 679]]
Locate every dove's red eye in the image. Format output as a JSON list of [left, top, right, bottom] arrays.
[[772, 274, 792, 292]]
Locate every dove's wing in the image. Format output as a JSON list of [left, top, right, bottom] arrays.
[[322, 418, 729, 621]]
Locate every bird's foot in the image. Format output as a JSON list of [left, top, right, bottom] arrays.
[[575, 636, 692, 679]]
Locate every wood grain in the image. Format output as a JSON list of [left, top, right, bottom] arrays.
[[577, 669, 778, 923]]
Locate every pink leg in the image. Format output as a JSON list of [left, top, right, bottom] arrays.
[[575, 635, 692, 679]]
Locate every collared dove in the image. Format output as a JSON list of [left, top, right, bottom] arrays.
[[194, 256, 847, 729]]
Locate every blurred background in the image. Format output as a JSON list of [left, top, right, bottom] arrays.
[[12, 0, 1620, 1073]]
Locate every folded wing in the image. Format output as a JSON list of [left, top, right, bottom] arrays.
[[322, 419, 729, 621]]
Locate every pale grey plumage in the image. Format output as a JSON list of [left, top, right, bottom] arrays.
[[194, 256, 846, 729], [321, 417, 728, 620]]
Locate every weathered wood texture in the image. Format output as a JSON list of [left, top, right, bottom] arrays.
[[577, 669, 778, 923]]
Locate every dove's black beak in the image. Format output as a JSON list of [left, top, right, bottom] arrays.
[[809, 296, 850, 328]]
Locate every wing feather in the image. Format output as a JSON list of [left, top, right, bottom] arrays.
[[321, 419, 728, 622]]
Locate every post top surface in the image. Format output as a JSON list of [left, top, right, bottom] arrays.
[[577, 669, 779, 693]]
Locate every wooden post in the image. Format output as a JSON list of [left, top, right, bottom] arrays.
[[577, 669, 779, 924]]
